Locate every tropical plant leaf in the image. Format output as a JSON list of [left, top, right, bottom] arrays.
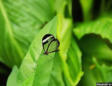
[[7, 17, 57, 86], [74, 15, 112, 60], [33, 53, 64, 86], [74, 15, 112, 86], [74, 15, 112, 42], [66, 39, 83, 86], [47, 54, 65, 86], [5, 0, 85, 86], [79, 35, 112, 61], [0, 0, 55, 67]]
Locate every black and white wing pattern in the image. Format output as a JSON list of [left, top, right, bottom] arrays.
[[42, 34, 60, 55]]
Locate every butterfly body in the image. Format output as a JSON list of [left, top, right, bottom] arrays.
[[42, 34, 60, 55]]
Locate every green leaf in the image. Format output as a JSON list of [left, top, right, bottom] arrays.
[[32, 53, 55, 86], [65, 39, 83, 86], [7, 17, 57, 86], [49, 0, 64, 13], [80, 0, 94, 21], [6, 66, 19, 86], [0, 0, 55, 67], [79, 57, 112, 86], [74, 16, 112, 61], [57, 14, 73, 85], [47, 54, 65, 86], [78, 35, 112, 61], [33, 53, 64, 86], [73, 16, 112, 86], [74, 16, 112, 42], [93, 58, 112, 82], [57, 14, 72, 59]]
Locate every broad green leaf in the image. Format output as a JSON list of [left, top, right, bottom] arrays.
[[0, 3, 24, 67], [79, 35, 112, 61], [7, 17, 57, 86], [74, 16, 112, 61], [0, 0, 55, 67], [74, 15, 112, 86], [74, 16, 112, 43], [33, 53, 64, 86], [47, 54, 65, 86]]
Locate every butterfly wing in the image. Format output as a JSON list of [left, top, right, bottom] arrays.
[[42, 34, 55, 52], [47, 39, 60, 53]]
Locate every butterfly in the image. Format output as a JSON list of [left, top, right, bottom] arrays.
[[42, 34, 60, 55]]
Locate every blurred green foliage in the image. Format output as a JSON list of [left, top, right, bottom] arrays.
[[0, 0, 112, 86]]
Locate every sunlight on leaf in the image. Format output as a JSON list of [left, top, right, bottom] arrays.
[[0, 0, 56, 67], [7, 17, 57, 86]]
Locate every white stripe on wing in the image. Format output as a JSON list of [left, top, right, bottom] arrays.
[[42, 36, 53, 43]]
